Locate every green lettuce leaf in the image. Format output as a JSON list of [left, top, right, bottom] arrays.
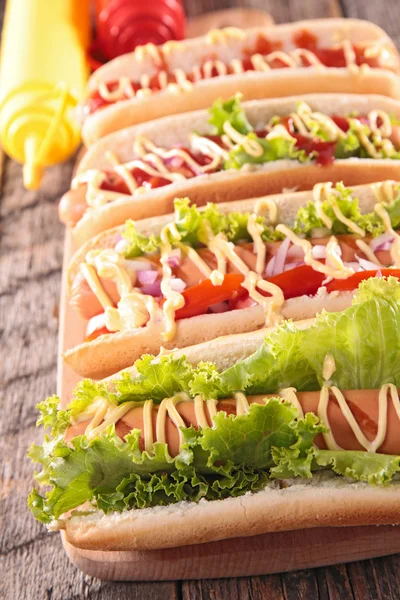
[[199, 399, 322, 469], [293, 181, 386, 238], [172, 197, 277, 246], [386, 195, 400, 229], [114, 355, 194, 404], [68, 379, 111, 420], [334, 126, 362, 159], [224, 133, 309, 170], [35, 395, 71, 437], [314, 450, 400, 485], [208, 95, 252, 136], [122, 182, 400, 258], [303, 277, 400, 389], [270, 413, 326, 479], [219, 321, 319, 396], [29, 398, 316, 523], [122, 220, 160, 258]]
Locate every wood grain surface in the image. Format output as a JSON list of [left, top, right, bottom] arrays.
[[2, 0, 400, 598]]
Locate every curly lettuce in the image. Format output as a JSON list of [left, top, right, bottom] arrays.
[[122, 182, 400, 258], [28, 278, 400, 524]]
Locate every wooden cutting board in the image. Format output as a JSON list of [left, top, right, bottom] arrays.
[[62, 525, 400, 581], [59, 230, 400, 580]]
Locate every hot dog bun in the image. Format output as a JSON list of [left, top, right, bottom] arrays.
[[62, 94, 400, 246], [63, 182, 391, 379], [59, 462, 400, 552], [82, 19, 400, 145]]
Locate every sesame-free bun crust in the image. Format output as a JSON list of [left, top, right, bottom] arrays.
[[60, 473, 400, 551], [82, 19, 400, 145], [68, 94, 400, 245]]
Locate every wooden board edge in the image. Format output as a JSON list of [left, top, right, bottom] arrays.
[[61, 524, 400, 581]]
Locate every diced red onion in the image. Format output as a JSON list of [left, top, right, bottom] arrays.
[[170, 277, 187, 292], [265, 255, 276, 277], [141, 281, 161, 296], [125, 259, 154, 271], [209, 301, 229, 313], [286, 245, 304, 259], [265, 236, 291, 277], [167, 248, 182, 267], [370, 232, 394, 252], [376, 269, 383, 278], [137, 270, 158, 285], [356, 256, 380, 271], [311, 245, 327, 259]]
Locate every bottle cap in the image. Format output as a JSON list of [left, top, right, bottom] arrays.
[[97, 0, 186, 61]]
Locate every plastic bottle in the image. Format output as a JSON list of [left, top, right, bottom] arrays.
[[0, 0, 90, 189]]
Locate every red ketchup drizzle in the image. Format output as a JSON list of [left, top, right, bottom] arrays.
[[98, 147, 214, 194], [97, 112, 371, 196], [85, 30, 384, 115]]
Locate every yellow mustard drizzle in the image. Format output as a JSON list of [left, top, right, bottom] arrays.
[[78, 181, 400, 338], [78, 391, 252, 452], [314, 182, 365, 236], [313, 182, 334, 229], [194, 395, 210, 429], [77, 102, 397, 210], [160, 223, 185, 342], [242, 271, 285, 326], [105, 292, 159, 332], [322, 353, 336, 382], [355, 239, 385, 267], [278, 387, 304, 419], [95, 37, 384, 102], [372, 180, 397, 205], [318, 384, 400, 452], [254, 197, 278, 224], [234, 392, 250, 415], [76, 398, 138, 441], [247, 214, 267, 274], [276, 224, 354, 279], [77, 383, 400, 455], [374, 203, 400, 266], [85, 249, 133, 297]]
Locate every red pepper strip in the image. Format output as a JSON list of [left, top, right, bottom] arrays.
[[264, 265, 326, 300], [325, 269, 400, 292], [176, 266, 328, 320], [86, 267, 399, 340], [174, 274, 246, 320]]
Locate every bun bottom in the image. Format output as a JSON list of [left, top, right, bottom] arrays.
[[58, 472, 400, 552]]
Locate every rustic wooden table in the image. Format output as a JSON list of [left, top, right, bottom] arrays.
[[2, 0, 400, 598]]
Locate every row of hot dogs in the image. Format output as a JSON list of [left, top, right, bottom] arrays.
[[29, 17, 400, 554]]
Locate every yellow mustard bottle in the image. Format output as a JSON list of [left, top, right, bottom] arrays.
[[0, 0, 90, 189]]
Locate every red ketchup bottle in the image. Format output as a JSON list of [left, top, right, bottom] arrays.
[[93, 0, 186, 65]]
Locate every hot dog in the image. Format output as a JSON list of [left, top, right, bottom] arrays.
[[28, 276, 400, 551], [81, 19, 400, 145], [60, 93, 400, 246], [63, 180, 400, 379]]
